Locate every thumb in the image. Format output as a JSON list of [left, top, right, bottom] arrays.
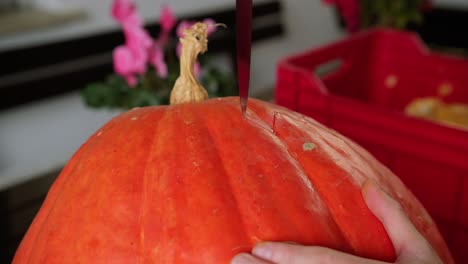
[[362, 180, 442, 263], [247, 242, 387, 264]]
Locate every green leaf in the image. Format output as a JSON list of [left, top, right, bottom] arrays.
[[360, 0, 426, 29], [126, 88, 161, 108], [82, 82, 116, 108]]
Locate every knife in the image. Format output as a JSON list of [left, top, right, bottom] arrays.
[[236, 0, 252, 115]]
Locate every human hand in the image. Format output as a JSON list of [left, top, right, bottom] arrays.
[[231, 180, 443, 264]]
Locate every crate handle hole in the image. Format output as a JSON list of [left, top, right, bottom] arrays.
[[314, 58, 344, 79]]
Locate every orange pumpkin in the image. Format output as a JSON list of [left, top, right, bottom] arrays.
[[13, 22, 453, 264]]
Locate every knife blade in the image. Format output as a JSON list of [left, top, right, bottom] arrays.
[[236, 0, 252, 115]]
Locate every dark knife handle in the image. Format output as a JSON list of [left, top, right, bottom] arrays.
[[236, 0, 252, 114]]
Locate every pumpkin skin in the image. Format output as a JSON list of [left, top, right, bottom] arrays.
[[13, 97, 453, 263]]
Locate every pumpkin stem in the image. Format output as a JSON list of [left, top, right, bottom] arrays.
[[170, 22, 223, 105]]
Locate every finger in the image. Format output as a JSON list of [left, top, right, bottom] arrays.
[[231, 253, 273, 264], [361, 180, 428, 256], [251, 242, 388, 264]]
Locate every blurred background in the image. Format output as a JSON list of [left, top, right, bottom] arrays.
[[1, 0, 467, 262]]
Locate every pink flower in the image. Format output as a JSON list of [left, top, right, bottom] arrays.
[[111, 0, 133, 20], [160, 5, 176, 33], [203, 18, 217, 35], [112, 0, 153, 85], [112, 13, 151, 86], [110, 2, 179, 84], [323, 0, 360, 33], [112, 0, 142, 26], [115, 24, 151, 83], [123, 24, 152, 53], [113, 46, 138, 87], [147, 5, 177, 78]]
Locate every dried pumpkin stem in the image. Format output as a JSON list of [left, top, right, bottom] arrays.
[[169, 22, 211, 105]]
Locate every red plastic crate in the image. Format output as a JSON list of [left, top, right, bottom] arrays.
[[275, 29, 468, 263]]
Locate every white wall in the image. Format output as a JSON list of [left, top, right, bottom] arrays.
[[0, 0, 343, 190]]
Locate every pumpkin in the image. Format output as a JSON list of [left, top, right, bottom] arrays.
[[13, 22, 453, 264]]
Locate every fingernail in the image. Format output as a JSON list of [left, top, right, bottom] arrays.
[[231, 253, 260, 264], [252, 242, 273, 260], [284, 241, 301, 245]]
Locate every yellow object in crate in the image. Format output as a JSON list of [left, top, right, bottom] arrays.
[[405, 97, 468, 129]]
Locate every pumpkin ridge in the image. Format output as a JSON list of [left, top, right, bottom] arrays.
[[280, 152, 350, 248], [278, 150, 351, 249], [245, 101, 383, 254], [200, 101, 319, 247], [173, 106, 201, 261], [205, 100, 344, 248], [270, 111, 399, 259], [231, 103, 329, 242], [136, 107, 168, 263], [137, 106, 192, 262], [139, 104, 252, 262], [244, 103, 352, 248], [181, 103, 255, 261], [197, 103, 259, 252], [244, 100, 396, 257], [242, 107, 330, 217]]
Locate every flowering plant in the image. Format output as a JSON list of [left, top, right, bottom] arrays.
[[82, 0, 235, 109], [323, 0, 432, 33]]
